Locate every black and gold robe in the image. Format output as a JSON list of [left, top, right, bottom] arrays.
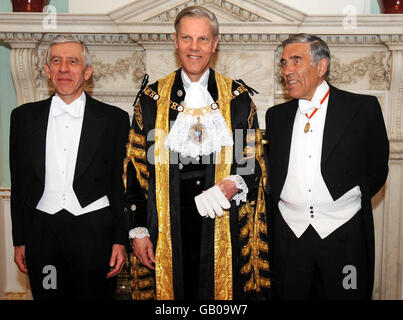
[[123, 68, 270, 300]]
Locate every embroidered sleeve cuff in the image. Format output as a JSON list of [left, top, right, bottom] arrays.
[[226, 175, 249, 206], [129, 227, 150, 239]]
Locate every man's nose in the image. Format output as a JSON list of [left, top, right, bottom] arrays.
[[59, 60, 69, 72], [282, 63, 293, 78], [190, 39, 199, 51]]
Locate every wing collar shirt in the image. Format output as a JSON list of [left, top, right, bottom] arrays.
[[279, 81, 362, 239], [36, 92, 109, 215]]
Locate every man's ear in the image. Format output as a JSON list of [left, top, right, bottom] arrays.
[[44, 64, 51, 79], [212, 36, 219, 53], [174, 32, 179, 50], [84, 65, 93, 81], [317, 58, 328, 78]]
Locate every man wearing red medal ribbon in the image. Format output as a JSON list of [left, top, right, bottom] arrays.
[[265, 33, 389, 299]]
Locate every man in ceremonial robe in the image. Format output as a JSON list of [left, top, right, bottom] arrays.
[[123, 6, 270, 300]]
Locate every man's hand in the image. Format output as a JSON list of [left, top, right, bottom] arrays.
[[194, 184, 231, 219], [216, 179, 238, 201], [14, 245, 28, 274], [132, 237, 155, 270], [106, 244, 127, 278]]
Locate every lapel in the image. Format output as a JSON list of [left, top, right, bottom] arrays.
[[207, 68, 218, 101], [74, 93, 108, 181], [168, 69, 185, 123], [29, 97, 52, 182], [321, 85, 359, 165], [278, 99, 299, 189]]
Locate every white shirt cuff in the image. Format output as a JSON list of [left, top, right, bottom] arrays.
[[225, 175, 249, 206], [129, 227, 150, 239]]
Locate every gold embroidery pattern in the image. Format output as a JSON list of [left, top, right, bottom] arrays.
[[129, 125, 146, 147], [128, 145, 146, 160], [237, 131, 257, 164], [154, 72, 176, 300], [239, 128, 270, 293], [130, 255, 155, 300], [123, 129, 148, 192], [248, 100, 257, 129], [123, 108, 154, 300], [123, 129, 149, 195], [214, 72, 234, 300], [134, 100, 143, 131], [255, 129, 267, 190]]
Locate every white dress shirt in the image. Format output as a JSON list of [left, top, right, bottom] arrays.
[[279, 81, 362, 239], [36, 92, 109, 215]]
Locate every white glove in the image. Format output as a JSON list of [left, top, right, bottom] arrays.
[[194, 185, 231, 219]]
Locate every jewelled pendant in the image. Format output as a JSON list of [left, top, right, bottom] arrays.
[[189, 117, 206, 144], [304, 121, 310, 133]]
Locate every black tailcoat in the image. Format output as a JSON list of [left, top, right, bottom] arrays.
[[9, 93, 130, 246], [265, 85, 389, 298]]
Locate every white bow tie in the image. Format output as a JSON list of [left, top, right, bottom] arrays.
[[51, 96, 84, 118], [298, 97, 322, 114]]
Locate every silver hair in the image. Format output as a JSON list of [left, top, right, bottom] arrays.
[[45, 34, 91, 68], [281, 33, 331, 78], [174, 6, 219, 38]]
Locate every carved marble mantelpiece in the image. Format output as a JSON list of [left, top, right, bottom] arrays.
[[0, 0, 402, 300]]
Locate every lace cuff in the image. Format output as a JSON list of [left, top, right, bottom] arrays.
[[226, 175, 249, 206], [129, 227, 150, 239]]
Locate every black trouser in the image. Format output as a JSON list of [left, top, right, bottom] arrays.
[[25, 208, 116, 300], [179, 161, 206, 300], [272, 208, 370, 300]]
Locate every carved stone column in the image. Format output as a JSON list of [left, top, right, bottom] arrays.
[[0, 190, 32, 300], [0, 33, 45, 106]]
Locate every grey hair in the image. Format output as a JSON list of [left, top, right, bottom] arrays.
[[281, 33, 331, 78], [174, 6, 219, 38], [46, 34, 91, 68]]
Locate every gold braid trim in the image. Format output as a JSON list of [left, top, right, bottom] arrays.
[[123, 128, 149, 195], [134, 100, 143, 131], [248, 100, 257, 129], [237, 132, 257, 164], [239, 128, 270, 293], [128, 146, 146, 161], [130, 254, 155, 300], [154, 72, 176, 300], [214, 71, 234, 300], [255, 128, 267, 191], [129, 129, 146, 147]]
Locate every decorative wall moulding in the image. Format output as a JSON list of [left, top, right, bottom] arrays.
[[0, 32, 393, 48], [109, 0, 306, 23]]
